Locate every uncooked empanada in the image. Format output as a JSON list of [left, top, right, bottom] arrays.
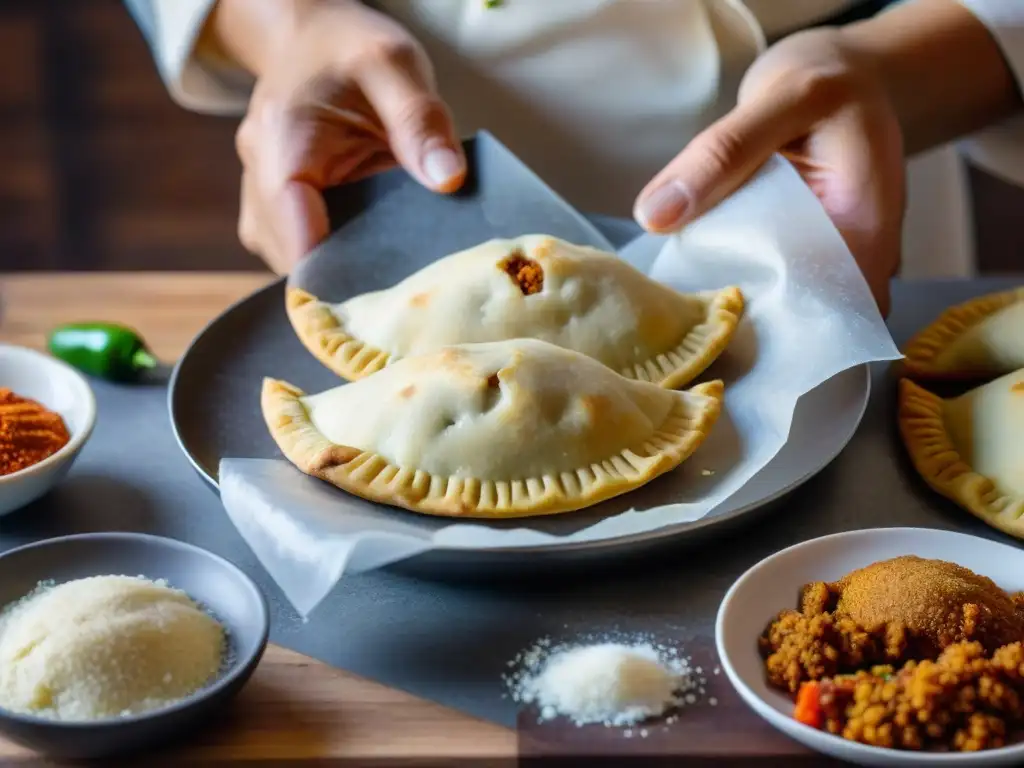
[[898, 369, 1024, 537], [262, 338, 724, 519], [902, 288, 1024, 379], [287, 235, 743, 389]]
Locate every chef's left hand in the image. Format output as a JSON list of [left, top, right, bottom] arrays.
[[633, 28, 905, 316]]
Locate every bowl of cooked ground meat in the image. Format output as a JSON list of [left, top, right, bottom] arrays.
[[716, 528, 1024, 767]]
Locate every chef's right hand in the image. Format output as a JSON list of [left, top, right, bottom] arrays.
[[215, 0, 466, 273]]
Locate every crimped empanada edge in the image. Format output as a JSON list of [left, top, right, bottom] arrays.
[[260, 376, 725, 520], [285, 288, 391, 381], [901, 287, 1024, 379], [288, 285, 744, 388], [260, 377, 340, 470], [896, 377, 1024, 537], [624, 286, 744, 390]]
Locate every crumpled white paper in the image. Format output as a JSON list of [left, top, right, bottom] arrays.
[[220, 156, 901, 617]]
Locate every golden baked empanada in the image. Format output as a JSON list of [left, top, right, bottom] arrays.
[[262, 338, 724, 519], [287, 235, 743, 389], [902, 288, 1024, 379], [898, 369, 1024, 537]]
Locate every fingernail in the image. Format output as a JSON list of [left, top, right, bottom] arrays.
[[422, 147, 464, 189], [635, 181, 691, 232]]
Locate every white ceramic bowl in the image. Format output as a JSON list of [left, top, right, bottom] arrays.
[[716, 527, 1024, 767], [0, 345, 96, 517]]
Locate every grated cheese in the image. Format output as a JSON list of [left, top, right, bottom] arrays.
[[504, 636, 699, 728], [0, 575, 226, 721]]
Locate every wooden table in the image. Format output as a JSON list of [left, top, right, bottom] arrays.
[[0, 273, 516, 766]]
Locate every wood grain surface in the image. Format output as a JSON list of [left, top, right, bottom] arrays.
[[0, 272, 516, 766]]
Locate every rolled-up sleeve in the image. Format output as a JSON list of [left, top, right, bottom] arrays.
[[958, 0, 1024, 187], [124, 0, 251, 115]]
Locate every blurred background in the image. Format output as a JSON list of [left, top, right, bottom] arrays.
[[1, 0, 253, 272], [0, 0, 1021, 275]]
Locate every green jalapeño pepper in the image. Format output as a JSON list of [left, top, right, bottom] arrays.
[[47, 322, 158, 382]]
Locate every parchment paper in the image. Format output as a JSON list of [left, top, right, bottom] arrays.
[[219, 134, 901, 617]]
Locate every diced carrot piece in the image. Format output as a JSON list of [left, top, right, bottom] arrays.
[[794, 681, 822, 728]]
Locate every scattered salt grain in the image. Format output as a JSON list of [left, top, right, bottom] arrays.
[[504, 635, 699, 728], [709, 697, 718, 707]]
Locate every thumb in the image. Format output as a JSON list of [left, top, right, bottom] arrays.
[[358, 54, 466, 194], [633, 95, 817, 233], [276, 179, 329, 269]]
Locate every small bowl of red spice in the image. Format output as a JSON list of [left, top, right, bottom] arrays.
[[0, 344, 96, 517]]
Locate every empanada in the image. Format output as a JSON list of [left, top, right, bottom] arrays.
[[898, 369, 1024, 537], [287, 235, 743, 389], [262, 338, 724, 519], [902, 288, 1024, 379]]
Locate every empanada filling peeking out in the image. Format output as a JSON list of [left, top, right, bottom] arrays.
[[499, 250, 544, 295], [482, 371, 503, 411]]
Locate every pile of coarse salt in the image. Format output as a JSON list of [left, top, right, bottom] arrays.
[[504, 635, 708, 730]]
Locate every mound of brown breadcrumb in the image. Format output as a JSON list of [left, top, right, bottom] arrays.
[[832, 556, 1024, 654], [762, 556, 1024, 692]]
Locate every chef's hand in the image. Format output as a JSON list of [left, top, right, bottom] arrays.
[[633, 29, 904, 315], [213, 0, 466, 273]]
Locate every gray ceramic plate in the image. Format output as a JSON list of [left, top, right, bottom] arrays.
[[0, 532, 269, 760], [169, 134, 871, 573]]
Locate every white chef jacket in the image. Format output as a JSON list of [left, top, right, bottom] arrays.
[[134, 0, 1024, 222]]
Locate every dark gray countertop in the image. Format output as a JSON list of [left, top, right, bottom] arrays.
[[1, 276, 1021, 730]]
